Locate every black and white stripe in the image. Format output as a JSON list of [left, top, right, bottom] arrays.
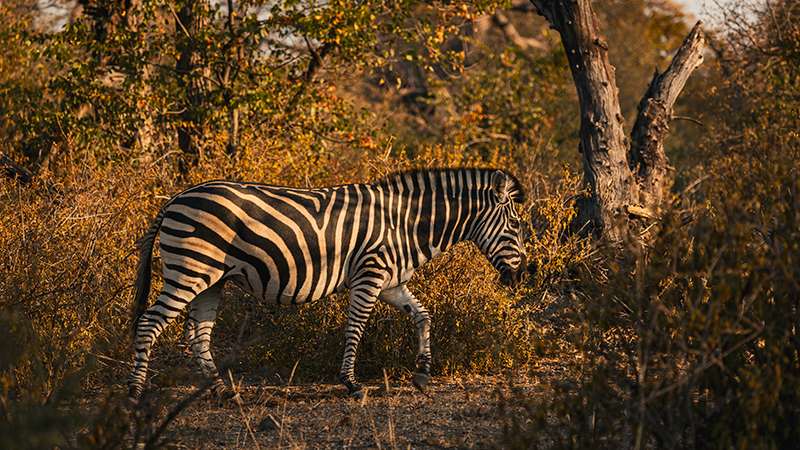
[[128, 168, 527, 399]]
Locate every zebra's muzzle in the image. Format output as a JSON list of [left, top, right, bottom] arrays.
[[499, 253, 527, 287]]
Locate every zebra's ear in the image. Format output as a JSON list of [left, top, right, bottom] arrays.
[[491, 170, 510, 203]]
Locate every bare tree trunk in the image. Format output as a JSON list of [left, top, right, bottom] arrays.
[[224, 0, 240, 155], [227, 107, 239, 155], [175, 0, 210, 170], [136, 64, 156, 152], [629, 24, 705, 211], [123, 0, 156, 153], [529, 0, 704, 242], [530, 0, 637, 241]]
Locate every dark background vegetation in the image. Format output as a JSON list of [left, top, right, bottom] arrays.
[[1, 0, 799, 448]]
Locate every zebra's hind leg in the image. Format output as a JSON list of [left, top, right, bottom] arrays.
[[340, 280, 382, 399], [379, 284, 432, 394], [129, 286, 193, 401], [184, 282, 229, 398]]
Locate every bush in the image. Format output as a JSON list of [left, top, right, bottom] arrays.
[[0, 163, 151, 393], [226, 241, 536, 382], [0, 135, 554, 446], [500, 132, 800, 450]]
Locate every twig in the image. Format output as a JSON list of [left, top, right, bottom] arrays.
[[385, 369, 397, 450], [94, 353, 132, 367], [278, 359, 300, 449], [672, 115, 704, 126], [230, 371, 260, 450]]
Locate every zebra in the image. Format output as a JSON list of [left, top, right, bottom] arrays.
[[128, 167, 527, 400]]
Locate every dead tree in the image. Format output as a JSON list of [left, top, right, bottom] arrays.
[[529, 0, 704, 242]]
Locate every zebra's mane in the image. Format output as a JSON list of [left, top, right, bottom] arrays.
[[375, 167, 527, 203]]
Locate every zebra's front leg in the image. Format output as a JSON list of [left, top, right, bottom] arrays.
[[379, 284, 432, 394], [184, 283, 227, 398], [340, 281, 382, 399]]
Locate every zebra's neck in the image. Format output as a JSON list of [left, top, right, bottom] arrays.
[[376, 168, 496, 264]]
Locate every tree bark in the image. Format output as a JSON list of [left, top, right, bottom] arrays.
[[224, 0, 240, 155], [531, 0, 636, 241], [1, 153, 34, 183], [629, 23, 705, 210], [529, 0, 704, 242], [123, 0, 156, 152], [175, 0, 211, 170], [227, 107, 239, 155]]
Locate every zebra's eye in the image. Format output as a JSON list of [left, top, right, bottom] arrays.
[[509, 218, 520, 229]]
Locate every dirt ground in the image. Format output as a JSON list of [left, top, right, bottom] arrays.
[[75, 293, 573, 449], [99, 366, 551, 450]]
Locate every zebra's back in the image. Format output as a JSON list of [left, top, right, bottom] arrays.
[[158, 180, 378, 305]]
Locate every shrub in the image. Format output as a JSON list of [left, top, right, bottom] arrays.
[[0, 137, 551, 448], [0, 163, 151, 393], [500, 150, 800, 450], [225, 241, 536, 382]]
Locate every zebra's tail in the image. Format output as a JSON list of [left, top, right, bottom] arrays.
[[130, 207, 167, 342]]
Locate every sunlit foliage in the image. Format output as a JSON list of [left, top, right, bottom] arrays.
[[2, 0, 799, 448]]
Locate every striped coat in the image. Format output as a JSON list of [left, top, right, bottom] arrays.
[[128, 168, 527, 399]]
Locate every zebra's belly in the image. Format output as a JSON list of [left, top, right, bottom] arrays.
[[227, 269, 347, 305]]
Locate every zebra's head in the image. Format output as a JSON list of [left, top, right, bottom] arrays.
[[476, 170, 528, 287]]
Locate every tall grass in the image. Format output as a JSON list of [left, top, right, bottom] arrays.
[[0, 140, 560, 447]]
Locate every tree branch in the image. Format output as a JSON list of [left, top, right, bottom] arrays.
[[291, 38, 333, 84], [629, 21, 704, 209], [672, 115, 704, 126], [493, 10, 548, 52], [1, 153, 34, 183]]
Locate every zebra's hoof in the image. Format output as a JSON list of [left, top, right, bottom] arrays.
[[210, 385, 242, 406], [211, 378, 229, 396], [212, 385, 231, 400], [349, 387, 366, 400], [127, 384, 143, 403], [412, 372, 430, 394]]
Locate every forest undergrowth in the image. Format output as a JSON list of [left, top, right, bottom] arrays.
[[3, 0, 800, 448], [3, 132, 799, 449]]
